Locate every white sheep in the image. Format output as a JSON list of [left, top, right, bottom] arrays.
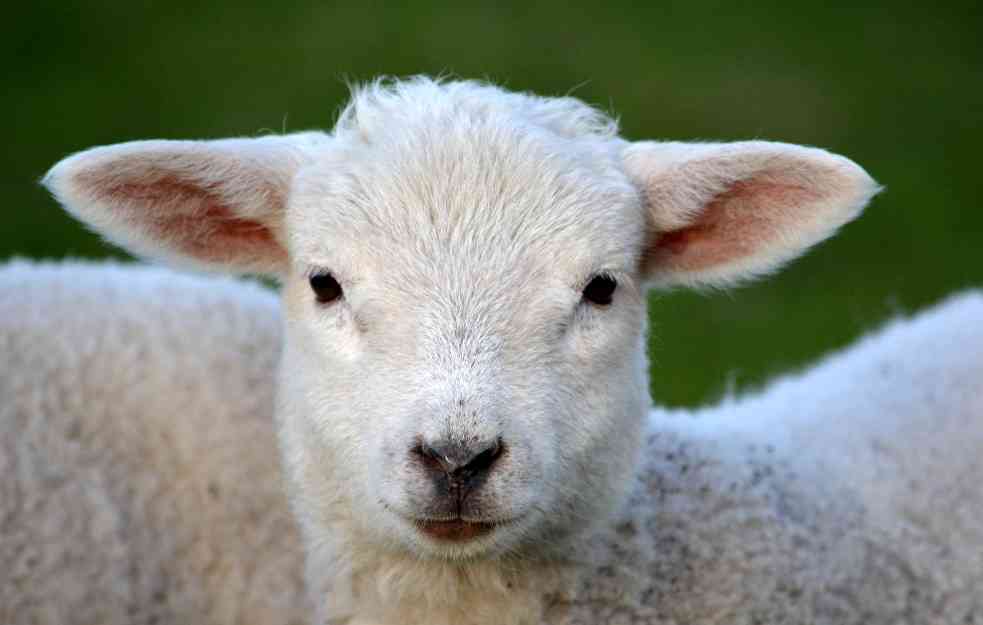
[[4, 262, 981, 625], [4, 77, 981, 624]]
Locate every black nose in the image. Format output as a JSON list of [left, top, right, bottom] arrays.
[[413, 437, 504, 481]]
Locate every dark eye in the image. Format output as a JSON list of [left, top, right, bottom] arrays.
[[582, 275, 617, 306], [309, 273, 343, 304]]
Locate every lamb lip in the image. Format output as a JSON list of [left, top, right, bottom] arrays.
[[413, 518, 505, 541]]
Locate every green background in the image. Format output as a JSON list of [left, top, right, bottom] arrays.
[[4, 2, 980, 406]]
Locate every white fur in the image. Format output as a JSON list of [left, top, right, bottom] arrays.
[[0, 261, 308, 625], [7, 77, 978, 624], [3, 261, 981, 624]]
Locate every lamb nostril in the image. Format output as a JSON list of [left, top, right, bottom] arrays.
[[413, 438, 504, 477], [413, 443, 449, 472], [461, 438, 502, 476]]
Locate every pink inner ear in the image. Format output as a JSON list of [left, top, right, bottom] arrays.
[[79, 168, 287, 266], [164, 199, 284, 264], [646, 177, 825, 274]]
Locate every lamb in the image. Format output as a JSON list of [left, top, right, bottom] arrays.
[[4, 267, 981, 625], [3, 76, 981, 624]]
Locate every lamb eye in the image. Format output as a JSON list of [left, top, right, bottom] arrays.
[[309, 273, 343, 304], [582, 275, 617, 306]]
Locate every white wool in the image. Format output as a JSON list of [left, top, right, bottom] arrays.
[[2, 261, 980, 624], [6, 77, 978, 623], [0, 261, 308, 625]]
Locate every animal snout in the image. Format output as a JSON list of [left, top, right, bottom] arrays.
[[412, 437, 504, 483]]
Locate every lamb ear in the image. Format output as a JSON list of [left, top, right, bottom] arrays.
[[42, 132, 328, 275], [623, 141, 881, 289]]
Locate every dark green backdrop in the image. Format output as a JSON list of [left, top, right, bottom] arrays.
[[5, 2, 980, 405]]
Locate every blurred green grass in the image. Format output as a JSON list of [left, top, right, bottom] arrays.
[[4, 1, 980, 406]]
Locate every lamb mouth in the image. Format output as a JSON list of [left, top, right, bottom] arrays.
[[414, 518, 507, 541]]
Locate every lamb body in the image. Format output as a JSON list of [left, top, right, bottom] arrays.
[[5, 77, 982, 623], [3, 261, 981, 624]]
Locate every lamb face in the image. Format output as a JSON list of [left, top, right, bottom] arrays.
[[42, 77, 879, 570], [276, 100, 652, 558]]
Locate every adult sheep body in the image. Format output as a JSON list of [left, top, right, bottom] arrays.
[[0, 262, 308, 625], [4, 77, 982, 624]]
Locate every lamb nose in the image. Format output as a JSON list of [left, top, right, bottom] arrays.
[[414, 438, 503, 478]]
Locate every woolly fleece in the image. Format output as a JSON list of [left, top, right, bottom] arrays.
[[2, 260, 981, 624], [0, 261, 308, 625]]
